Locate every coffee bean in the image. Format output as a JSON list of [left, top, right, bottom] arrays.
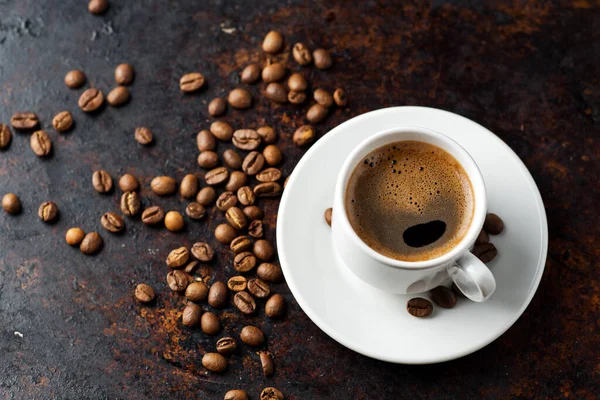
[[205, 167, 229, 186], [65, 227, 85, 245], [64, 70, 86, 88], [101, 211, 124, 233], [256, 167, 282, 183], [151, 176, 176, 196], [262, 30, 283, 53], [259, 351, 274, 377], [52, 111, 73, 132], [185, 281, 209, 302], [256, 126, 277, 144], [254, 182, 282, 198], [225, 389, 248, 400], [451, 282, 465, 298], [237, 186, 256, 206], [216, 191, 238, 211], [484, 213, 504, 235], [0, 124, 12, 148], [78, 88, 104, 112], [2, 193, 21, 214], [248, 219, 264, 238], [253, 239, 274, 261], [201, 312, 220, 335], [88, 0, 108, 15], [165, 211, 184, 231], [197, 151, 220, 168], [92, 170, 113, 193], [333, 88, 348, 106], [307, 103, 328, 123], [210, 121, 234, 141], [30, 130, 52, 157], [226, 207, 248, 230], [263, 145, 282, 166], [265, 294, 285, 318], [475, 229, 489, 245], [228, 275, 248, 291], [202, 353, 227, 373], [182, 303, 202, 327], [262, 63, 286, 83], [288, 90, 306, 104], [192, 242, 214, 262], [264, 82, 288, 103], [166, 246, 189, 268], [107, 86, 130, 106], [234, 291, 256, 315], [293, 125, 315, 147], [293, 42, 312, 65], [240, 325, 263, 345], [257, 263, 283, 283], [167, 270, 189, 291], [215, 224, 237, 244], [180, 72, 205, 92], [243, 206, 263, 221], [141, 206, 165, 225], [288, 73, 308, 91], [228, 88, 252, 109], [313, 48, 333, 69], [135, 283, 155, 303], [38, 201, 58, 222], [80, 232, 102, 254], [120, 191, 141, 216], [186, 202, 206, 220], [260, 387, 284, 400], [197, 187, 217, 206], [324, 208, 332, 226], [242, 152, 265, 175], [234, 252, 257, 273], [406, 298, 433, 317], [197, 129, 216, 151], [111, 65, 134, 88], [248, 278, 270, 298], [217, 337, 237, 356], [314, 88, 334, 107], [209, 98, 227, 117], [241, 64, 261, 84], [232, 129, 261, 151], [118, 174, 139, 192], [472, 242, 498, 263], [208, 281, 228, 308], [11, 112, 39, 130], [134, 126, 153, 145], [225, 171, 248, 192], [184, 260, 199, 274], [429, 286, 457, 309], [222, 149, 242, 170], [180, 174, 199, 198]]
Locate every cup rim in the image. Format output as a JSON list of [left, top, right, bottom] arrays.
[[335, 126, 487, 271]]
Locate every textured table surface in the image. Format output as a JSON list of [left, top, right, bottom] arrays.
[[0, 1, 598, 399]]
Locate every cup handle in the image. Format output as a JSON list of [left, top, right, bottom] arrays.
[[447, 252, 496, 302]]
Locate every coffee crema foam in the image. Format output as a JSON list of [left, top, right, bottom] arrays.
[[345, 141, 474, 262]]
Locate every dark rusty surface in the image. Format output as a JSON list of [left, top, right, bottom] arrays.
[[0, 0, 598, 399]]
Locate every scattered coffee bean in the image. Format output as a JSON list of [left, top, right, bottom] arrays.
[[114, 63, 134, 85], [208, 98, 227, 117], [256, 167, 282, 183], [248, 219, 264, 238], [253, 239, 274, 261], [11, 112, 39, 130], [257, 263, 283, 283], [406, 298, 433, 318], [288, 73, 308, 91], [228, 275, 248, 292], [248, 278, 270, 298], [324, 208, 332, 226], [0, 124, 12, 148], [38, 201, 58, 222], [288, 90, 307, 104], [167, 270, 189, 291], [233, 129, 261, 151], [197, 186, 217, 206], [107, 86, 130, 106], [120, 191, 141, 216], [241, 64, 261, 84], [217, 337, 237, 356], [78, 88, 104, 112], [208, 281, 228, 308], [134, 126, 153, 145], [243, 206, 263, 221], [429, 286, 457, 309], [65, 227, 85, 245], [262, 31, 283, 53], [225, 389, 248, 400], [263, 145, 282, 166], [52, 111, 73, 132], [228, 88, 252, 109], [210, 121, 234, 141], [484, 213, 504, 235], [180, 174, 199, 198], [313, 48, 333, 69], [184, 260, 199, 274], [264, 82, 288, 103], [197, 129, 216, 151], [2, 193, 21, 214], [265, 294, 285, 318], [88, 0, 108, 15], [80, 232, 102, 254], [92, 170, 113, 193], [201, 312, 221, 335], [185, 281, 209, 302], [141, 206, 165, 225], [202, 352, 227, 373], [293, 42, 312, 65], [262, 63, 286, 83], [166, 246, 189, 268], [151, 176, 176, 196], [226, 207, 248, 230], [293, 125, 315, 147], [234, 291, 257, 315], [215, 224, 237, 244], [237, 186, 256, 206], [222, 149, 242, 170], [242, 152, 265, 175], [240, 325, 264, 345], [472, 242, 498, 263], [119, 174, 139, 192], [234, 252, 257, 272], [216, 191, 238, 211], [186, 202, 206, 220], [333, 88, 348, 106], [164, 211, 184, 231], [259, 351, 274, 377], [101, 211, 124, 233], [306, 103, 328, 123], [182, 303, 202, 327], [30, 130, 52, 157], [260, 387, 284, 400], [180, 72, 205, 92], [205, 167, 230, 186], [254, 182, 282, 197], [135, 283, 155, 303], [256, 126, 277, 144], [475, 229, 489, 245], [191, 242, 214, 262], [64, 70, 86, 88], [314, 88, 334, 108], [225, 171, 248, 192], [197, 151, 220, 168]]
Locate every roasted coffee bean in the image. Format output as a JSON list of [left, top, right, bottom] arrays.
[[259, 351, 274, 377], [215, 224, 237, 244], [115, 63, 134, 85], [406, 298, 433, 318], [262, 31, 283, 53], [228, 275, 248, 292], [324, 208, 332, 226], [262, 63, 286, 83], [38, 201, 58, 222], [202, 353, 227, 373], [257, 263, 283, 283], [248, 278, 270, 298], [253, 239, 274, 261], [151, 176, 177, 195], [186, 281, 209, 302], [256, 126, 277, 144], [222, 149, 242, 170], [0, 124, 12, 148], [307, 103, 328, 123], [64, 70, 86, 88], [184, 261, 199, 274], [226, 207, 248, 230], [186, 202, 206, 220], [135, 283, 155, 303], [225, 171, 248, 192], [248, 219, 264, 238], [166, 246, 189, 268], [182, 303, 202, 327], [228, 88, 252, 109], [264, 82, 288, 103], [293, 125, 315, 147], [484, 213, 504, 235], [208, 97, 227, 117], [78, 88, 104, 112], [254, 182, 282, 198], [192, 242, 214, 262], [243, 206, 263, 221], [288, 73, 308, 91], [314, 88, 334, 107], [451, 282, 465, 298], [205, 167, 229, 186], [256, 168, 282, 183], [197, 187, 217, 206], [167, 270, 189, 291], [180, 72, 205, 92], [333, 88, 348, 106], [11, 112, 39, 130], [216, 191, 238, 211], [260, 387, 284, 400], [120, 191, 141, 216], [208, 281, 228, 308], [232, 129, 261, 151], [52, 111, 73, 132], [288, 90, 306, 104], [88, 0, 108, 15], [101, 211, 124, 233], [475, 229, 489, 245], [234, 252, 257, 272], [210, 121, 234, 141], [180, 174, 199, 198], [141, 206, 165, 225], [265, 293, 285, 318], [429, 286, 457, 309], [240, 325, 263, 345], [263, 145, 282, 166], [197, 151, 219, 168], [241, 64, 261, 84], [237, 186, 255, 206], [65, 227, 85, 245], [242, 152, 265, 175], [106, 86, 130, 106], [293, 42, 312, 65], [2, 193, 21, 214], [313, 48, 333, 69], [234, 292, 256, 314], [30, 130, 51, 156], [197, 129, 216, 151], [201, 312, 220, 335], [472, 243, 498, 263], [93, 170, 113, 193], [217, 337, 238, 356], [80, 232, 103, 254], [165, 211, 184, 231], [225, 389, 248, 400], [134, 126, 153, 145]]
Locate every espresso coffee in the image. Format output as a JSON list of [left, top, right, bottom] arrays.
[[345, 141, 474, 261]]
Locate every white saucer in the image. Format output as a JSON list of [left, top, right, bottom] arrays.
[[277, 107, 548, 364]]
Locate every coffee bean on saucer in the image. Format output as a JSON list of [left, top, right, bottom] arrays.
[[228, 276, 248, 292], [164, 211, 184, 231], [223, 149, 242, 170], [65, 227, 85, 246], [333, 88, 348, 106], [208, 98, 227, 117], [191, 242, 214, 262], [263, 145, 282, 166], [406, 298, 433, 317], [240, 325, 264, 345], [243, 206, 263, 221], [324, 208, 332, 226], [182, 303, 202, 327], [262, 63, 286, 83], [475, 229, 489, 245], [197, 151, 220, 168], [107, 86, 130, 106], [210, 121, 234, 141], [429, 286, 457, 309], [180, 72, 205, 92], [237, 187, 255, 206], [11, 112, 39, 130], [288, 73, 308, 91], [293, 125, 315, 147], [257, 263, 283, 283], [306, 103, 328, 123], [88, 0, 108, 15], [261, 388, 284, 400], [225, 171, 248, 192], [151, 176, 176, 196], [265, 293, 285, 318], [256, 168, 282, 183], [141, 206, 165, 225], [166, 246, 189, 268], [0, 124, 12, 148], [259, 351, 274, 377], [167, 270, 189, 292], [313, 48, 333, 69], [242, 152, 265, 176], [233, 129, 261, 151], [226, 207, 248, 230], [92, 170, 113, 193], [205, 167, 229, 186], [115, 63, 134, 85], [254, 182, 282, 198], [208, 281, 228, 308], [135, 283, 155, 303], [262, 30, 283, 53], [197, 187, 217, 206], [197, 129, 216, 151], [186, 202, 206, 220], [30, 130, 51, 156], [2, 193, 21, 214], [314, 89, 334, 108], [484, 213, 504, 235], [288, 90, 306, 104], [101, 211, 124, 233], [241, 64, 261, 84], [202, 353, 227, 373], [201, 312, 220, 335], [248, 219, 264, 238], [38, 201, 58, 222], [216, 191, 238, 211], [228, 88, 252, 109], [80, 232, 103, 254], [247, 278, 270, 298], [65, 70, 86, 88], [235, 292, 256, 314], [224, 389, 248, 400], [264, 82, 288, 103], [78, 88, 104, 112], [135, 126, 153, 145], [293, 42, 312, 65], [234, 252, 257, 273], [217, 337, 237, 356], [215, 224, 237, 244], [180, 174, 199, 198], [472, 243, 498, 263], [185, 281, 209, 302], [256, 126, 277, 144], [52, 111, 73, 132], [253, 240, 274, 261]]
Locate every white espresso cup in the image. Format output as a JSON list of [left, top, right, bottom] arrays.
[[331, 126, 496, 302]]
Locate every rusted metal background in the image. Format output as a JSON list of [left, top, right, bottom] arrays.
[[0, 0, 598, 399]]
